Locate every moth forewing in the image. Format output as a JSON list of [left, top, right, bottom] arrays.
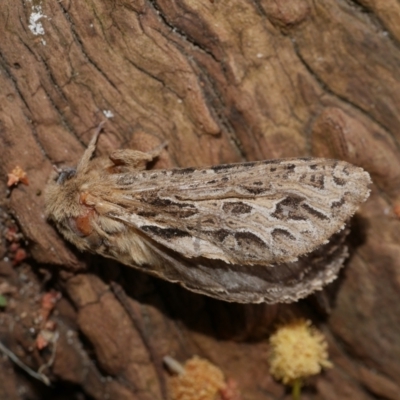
[[45, 130, 371, 303], [98, 158, 370, 265]]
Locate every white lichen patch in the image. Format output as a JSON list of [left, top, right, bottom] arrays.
[[28, 4, 46, 36], [103, 110, 114, 119]]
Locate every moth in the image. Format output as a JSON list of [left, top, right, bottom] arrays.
[[45, 125, 371, 303]]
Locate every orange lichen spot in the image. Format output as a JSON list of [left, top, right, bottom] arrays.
[[168, 356, 226, 400], [36, 324, 57, 350], [35, 292, 60, 350], [4, 225, 27, 265], [268, 319, 332, 386], [7, 166, 29, 187], [12, 248, 27, 266], [40, 291, 61, 322]]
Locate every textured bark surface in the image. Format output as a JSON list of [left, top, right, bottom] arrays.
[[1, 1, 400, 399]]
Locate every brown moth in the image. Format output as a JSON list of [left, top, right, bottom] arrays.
[[45, 125, 371, 303]]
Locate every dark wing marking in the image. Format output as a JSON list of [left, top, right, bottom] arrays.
[[95, 158, 370, 266]]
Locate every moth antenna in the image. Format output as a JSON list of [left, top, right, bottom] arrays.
[[77, 121, 106, 173]]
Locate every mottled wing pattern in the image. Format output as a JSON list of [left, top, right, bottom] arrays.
[[140, 228, 349, 303], [99, 158, 370, 266]]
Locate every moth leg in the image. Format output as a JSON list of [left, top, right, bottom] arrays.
[[109, 141, 168, 171], [78, 192, 127, 244], [80, 192, 122, 220]]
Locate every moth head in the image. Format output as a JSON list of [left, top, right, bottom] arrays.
[[53, 166, 77, 185], [45, 165, 80, 223]]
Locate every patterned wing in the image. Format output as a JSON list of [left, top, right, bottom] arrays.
[[97, 158, 370, 266]]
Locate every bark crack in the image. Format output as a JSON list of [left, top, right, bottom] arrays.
[[146, 0, 219, 63], [0, 48, 49, 159], [291, 37, 399, 145], [57, 2, 122, 97]]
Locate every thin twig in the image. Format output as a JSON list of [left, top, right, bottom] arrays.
[[0, 340, 51, 386], [38, 331, 59, 375]]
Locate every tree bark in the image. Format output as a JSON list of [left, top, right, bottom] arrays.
[[1, 0, 400, 399]]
